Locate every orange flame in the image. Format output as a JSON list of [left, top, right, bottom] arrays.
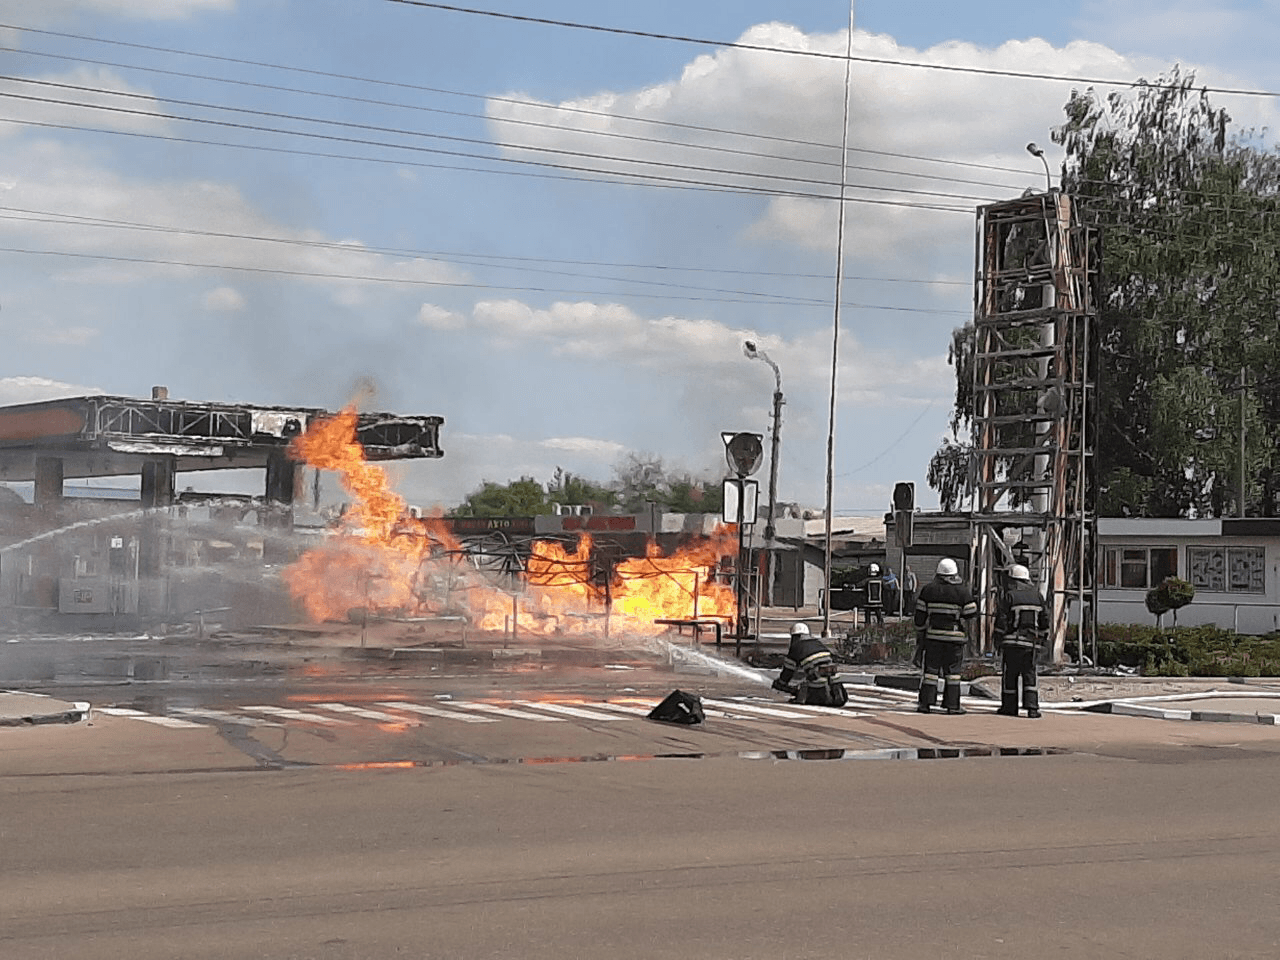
[[282, 410, 737, 636]]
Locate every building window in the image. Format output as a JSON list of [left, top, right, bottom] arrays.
[[1188, 546, 1265, 594], [1102, 546, 1178, 589]]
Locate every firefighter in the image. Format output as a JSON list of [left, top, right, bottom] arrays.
[[995, 564, 1049, 718], [914, 558, 978, 714], [863, 564, 885, 625], [772, 623, 848, 707]]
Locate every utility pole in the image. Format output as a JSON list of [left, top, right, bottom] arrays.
[[1240, 366, 1247, 518]]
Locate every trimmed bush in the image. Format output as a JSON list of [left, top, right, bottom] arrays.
[[1067, 623, 1280, 676]]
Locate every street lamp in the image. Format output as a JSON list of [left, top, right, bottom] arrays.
[[743, 339, 783, 606], [1026, 142, 1053, 193]]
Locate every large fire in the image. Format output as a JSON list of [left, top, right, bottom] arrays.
[[282, 409, 737, 636]]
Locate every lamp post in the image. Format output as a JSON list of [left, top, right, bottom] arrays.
[[1026, 142, 1053, 193], [744, 340, 783, 607]]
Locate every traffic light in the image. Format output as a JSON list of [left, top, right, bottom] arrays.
[[892, 481, 915, 512], [722, 432, 764, 477]]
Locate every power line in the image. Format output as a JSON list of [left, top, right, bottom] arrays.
[[382, 1, 1280, 99], [0, 42, 1037, 187], [0, 243, 969, 315], [0, 76, 1015, 202], [0, 112, 976, 214], [0, 202, 971, 294]]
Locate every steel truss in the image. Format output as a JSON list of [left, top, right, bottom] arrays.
[[972, 192, 1099, 661]]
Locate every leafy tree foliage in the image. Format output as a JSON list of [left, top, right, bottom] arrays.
[[930, 70, 1280, 517], [449, 460, 724, 518], [546, 467, 617, 511], [1055, 69, 1280, 516], [450, 476, 547, 518]]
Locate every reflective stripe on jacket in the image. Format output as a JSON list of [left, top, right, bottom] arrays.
[[996, 583, 1049, 648], [914, 578, 977, 644]]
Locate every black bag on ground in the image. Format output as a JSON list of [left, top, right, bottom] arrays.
[[647, 689, 705, 725]]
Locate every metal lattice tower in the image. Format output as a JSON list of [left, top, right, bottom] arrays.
[[972, 191, 1099, 661]]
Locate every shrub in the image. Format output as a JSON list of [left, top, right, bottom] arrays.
[[1069, 623, 1280, 676]]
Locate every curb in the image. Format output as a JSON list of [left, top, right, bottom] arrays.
[[1084, 701, 1279, 725], [0, 695, 91, 727]]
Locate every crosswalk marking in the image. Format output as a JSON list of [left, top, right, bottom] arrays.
[[582, 700, 656, 717], [509, 700, 625, 721], [92, 691, 938, 733], [377, 701, 497, 723], [97, 707, 204, 729], [451, 702, 565, 722], [701, 698, 824, 720], [724, 697, 871, 718], [242, 705, 353, 725], [172, 707, 281, 728], [315, 703, 422, 724]]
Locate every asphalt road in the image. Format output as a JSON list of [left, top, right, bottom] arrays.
[[3, 634, 1280, 959]]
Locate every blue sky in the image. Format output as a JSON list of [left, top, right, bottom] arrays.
[[2, 0, 1279, 513]]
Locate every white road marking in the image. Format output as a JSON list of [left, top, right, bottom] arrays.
[[242, 705, 352, 725], [96, 707, 204, 729], [314, 703, 422, 724], [171, 707, 282, 728], [701, 698, 822, 720], [376, 701, 498, 723], [450, 702, 566, 722], [509, 700, 625, 721]]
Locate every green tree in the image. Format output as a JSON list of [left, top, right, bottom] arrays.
[[930, 70, 1280, 518], [546, 467, 617, 512], [450, 476, 548, 518], [1053, 69, 1280, 517]]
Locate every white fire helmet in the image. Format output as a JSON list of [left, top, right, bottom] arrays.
[[790, 622, 810, 638], [936, 558, 960, 582], [1009, 564, 1031, 581], [869, 563, 880, 575]]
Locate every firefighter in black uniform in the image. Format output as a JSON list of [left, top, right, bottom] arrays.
[[995, 564, 1049, 718], [772, 623, 848, 707], [915, 558, 978, 714], [863, 564, 885, 625]]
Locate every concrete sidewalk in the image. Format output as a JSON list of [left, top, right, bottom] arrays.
[[0, 691, 90, 727]]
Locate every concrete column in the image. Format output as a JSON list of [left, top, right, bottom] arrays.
[[33, 456, 64, 510], [140, 458, 175, 508]]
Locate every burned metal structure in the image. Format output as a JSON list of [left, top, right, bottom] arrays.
[[0, 388, 443, 625], [972, 192, 1099, 660]]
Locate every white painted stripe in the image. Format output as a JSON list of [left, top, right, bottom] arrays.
[[611, 697, 731, 718], [729, 699, 871, 718], [451, 702, 565, 722], [96, 708, 204, 730], [376, 701, 497, 723], [701, 698, 817, 720], [242, 705, 352, 725], [172, 707, 281, 728], [315, 703, 421, 724], [509, 700, 625, 721], [585, 700, 656, 717]]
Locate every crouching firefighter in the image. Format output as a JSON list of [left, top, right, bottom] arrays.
[[772, 623, 849, 707], [995, 564, 1049, 718], [915, 559, 978, 714]]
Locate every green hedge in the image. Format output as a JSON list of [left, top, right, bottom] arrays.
[[1067, 623, 1280, 676]]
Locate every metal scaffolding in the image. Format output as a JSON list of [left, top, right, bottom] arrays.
[[972, 191, 1099, 662]]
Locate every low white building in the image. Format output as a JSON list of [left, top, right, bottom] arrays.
[[1097, 518, 1280, 634]]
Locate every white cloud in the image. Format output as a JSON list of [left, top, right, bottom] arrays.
[[0, 66, 169, 140], [0, 0, 234, 22], [541, 437, 626, 457], [21, 323, 99, 346], [201, 285, 245, 311], [0, 375, 101, 404], [0, 139, 471, 292], [487, 24, 1280, 255], [416, 303, 465, 330]]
